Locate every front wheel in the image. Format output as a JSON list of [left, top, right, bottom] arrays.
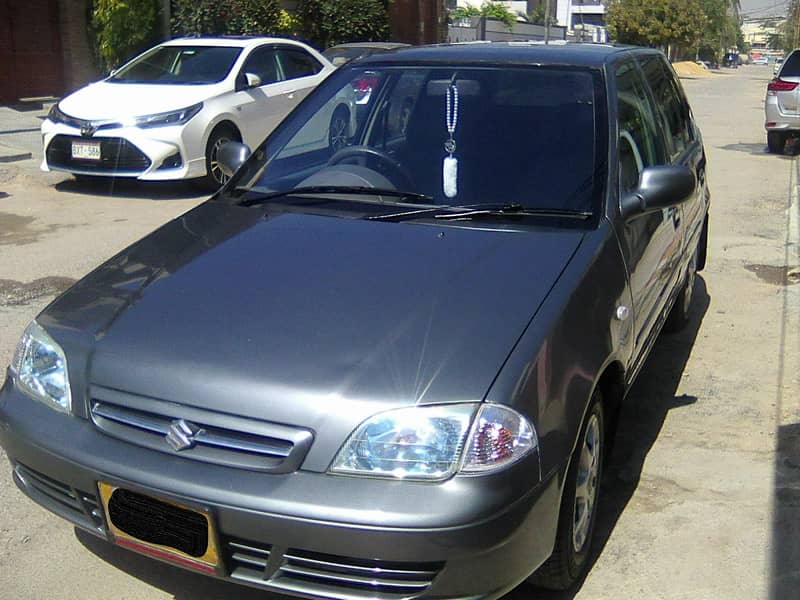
[[530, 390, 604, 591], [203, 125, 238, 191], [664, 244, 698, 333], [767, 131, 785, 154]]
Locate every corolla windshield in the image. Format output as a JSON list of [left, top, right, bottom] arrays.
[[231, 64, 607, 212], [109, 45, 243, 85]]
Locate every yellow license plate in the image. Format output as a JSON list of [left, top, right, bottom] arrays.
[[97, 482, 220, 574]]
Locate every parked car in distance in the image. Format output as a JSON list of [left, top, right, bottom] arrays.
[[766, 48, 800, 152], [774, 56, 785, 75], [41, 37, 336, 188], [322, 41, 410, 66], [752, 55, 769, 65], [1, 43, 710, 598]]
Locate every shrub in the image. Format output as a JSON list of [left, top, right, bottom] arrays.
[[297, 0, 390, 48], [171, 0, 282, 36], [91, 0, 159, 70]]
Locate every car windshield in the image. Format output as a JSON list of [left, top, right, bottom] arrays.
[[109, 45, 242, 85], [231, 64, 606, 214]]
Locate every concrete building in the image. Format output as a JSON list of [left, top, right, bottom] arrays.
[[742, 17, 785, 54]]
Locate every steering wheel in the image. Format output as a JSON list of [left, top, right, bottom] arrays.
[[327, 146, 414, 189]]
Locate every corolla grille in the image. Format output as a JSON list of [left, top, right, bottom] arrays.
[[89, 386, 313, 473], [223, 538, 442, 599], [46, 135, 151, 173], [13, 463, 105, 534]]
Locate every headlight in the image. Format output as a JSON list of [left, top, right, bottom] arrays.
[[132, 103, 203, 128], [330, 403, 536, 481], [47, 103, 78, 127], [10, 321, 71, 413]]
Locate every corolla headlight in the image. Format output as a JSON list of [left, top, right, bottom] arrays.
[[10, 321, 71, 413], [133, 102, 203, 128], [330, 403, 536, 481], [47, 103, 72, 126]]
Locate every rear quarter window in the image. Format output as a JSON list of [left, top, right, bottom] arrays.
[[781, 51, 800, 77]]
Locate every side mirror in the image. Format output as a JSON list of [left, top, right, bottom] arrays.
[[620, 165, 696, 219], [245, 72, 262, 88], [217, 141, 251, 179]]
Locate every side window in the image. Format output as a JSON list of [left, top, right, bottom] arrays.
[[615, 60, 666, 193], [277, 47, 323, 80], [241, 47, 280, 86], [638, 55, 691, 159]]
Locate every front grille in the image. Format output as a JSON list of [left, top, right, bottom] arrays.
[[278, 549, 441, 596], [46, 135, 151, 173], [89, 386, 313, 472], [13, 464, 104, 534], [224, 539, 442, 599]]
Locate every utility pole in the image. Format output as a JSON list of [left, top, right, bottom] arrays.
[[544, 0, 551, 44]]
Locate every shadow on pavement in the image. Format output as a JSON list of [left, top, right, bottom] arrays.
[[55, 176, 209, 201], [74, 279, 710, 600], [506, 276, 710, 599], [770, 425, 800, 598]]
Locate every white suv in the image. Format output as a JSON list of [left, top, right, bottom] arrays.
[[765, 49, 800, 153], [42, 37, 336, 188]]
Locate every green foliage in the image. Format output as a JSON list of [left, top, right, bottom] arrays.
[[171, 0, 282, 37], [91, 0, 158, 70], [452, 2, 516, 30], [528, 6, 558, 27], [607, 0, 707, 56], [297, 0, 390, 48]]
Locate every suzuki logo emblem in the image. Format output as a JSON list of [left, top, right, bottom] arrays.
[[166, 419, 200, 452]]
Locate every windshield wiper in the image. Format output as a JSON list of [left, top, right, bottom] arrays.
[[237, 186, 434, 208], [433, 203, 592, 220]]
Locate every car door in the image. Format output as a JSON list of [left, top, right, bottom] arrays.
[[638, 53, 705, 265], [230, 45, 288, 146], [614, 57, 682, 359], [275, 45, 328, 105]]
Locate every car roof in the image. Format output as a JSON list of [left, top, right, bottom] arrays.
[[326, 42, 410, 50], [358, 41, 656, 68], [160, 36, 307, 50]]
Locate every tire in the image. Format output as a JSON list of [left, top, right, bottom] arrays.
[[767, 131, 785, 154], [697, 215, 709, 272], [328, 106, 350, 153], [664, 244, 698, 333], [530, 390, 604, 591], [203, 125, 239, 191]]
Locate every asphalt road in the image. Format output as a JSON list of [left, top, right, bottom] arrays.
[[0, 64, 799, 600]]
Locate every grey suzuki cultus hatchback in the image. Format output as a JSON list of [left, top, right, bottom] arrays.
[[1, 43, 709, 597]]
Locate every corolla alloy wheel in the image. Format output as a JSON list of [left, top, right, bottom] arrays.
[[572, 413, 601, 553], [328, 107, 350, 152]]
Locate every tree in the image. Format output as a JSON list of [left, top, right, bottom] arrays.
[[528, 6, 557, 27], [451, 2, 516, 30], [297, 0, 390, 48], [91, 0, 159, 70], [607, 0, 708, 59]]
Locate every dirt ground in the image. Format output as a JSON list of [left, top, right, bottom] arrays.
[[0, 65, 798, 599]]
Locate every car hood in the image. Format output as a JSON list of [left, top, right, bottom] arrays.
[[42, 202, 584, 466], [57, 80, 223, 120]]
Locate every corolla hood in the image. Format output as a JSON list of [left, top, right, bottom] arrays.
[[42, 202, 584, 452], [57, 80, 221, 121]]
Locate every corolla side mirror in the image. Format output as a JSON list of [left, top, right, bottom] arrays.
[[245, 72, 262, 88], [621, 165, 696, 219], [217, 142, 252, 179]]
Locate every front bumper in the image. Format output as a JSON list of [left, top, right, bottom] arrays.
[[0, 379, 560, 600], [40, 119, 207, 181]]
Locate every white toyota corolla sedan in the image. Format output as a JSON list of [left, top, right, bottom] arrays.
[[41, 37, 337, 188]]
